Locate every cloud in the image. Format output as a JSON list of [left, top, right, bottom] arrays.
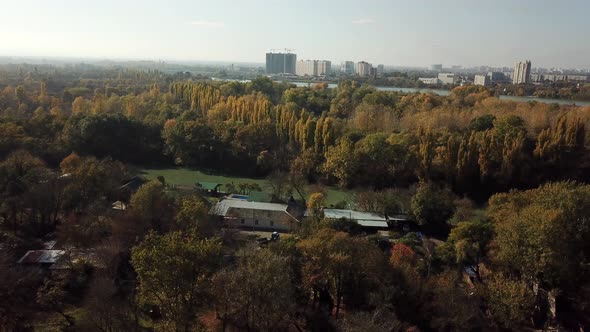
[[352, 18, 374, 25], [188, 21, 225, 28]]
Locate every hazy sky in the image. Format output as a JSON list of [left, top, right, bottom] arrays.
[[1, 0, 589, 68]]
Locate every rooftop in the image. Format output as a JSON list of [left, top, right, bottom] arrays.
[[323, 209, 387, 222], [211, 199, 290, 216], [18, 250, 65, 264]]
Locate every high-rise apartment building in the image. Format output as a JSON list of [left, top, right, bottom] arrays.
[[512, 60, 531, 84], [356, 61, 372, 76], [377, 64, 385, 77], [296, 60, 317, 76], [296, 60, 331, 76], [266, 52, 297, 74], [316, 60, 331, 76], [341, 61, 355, 74], [474, 75, 489, 86]]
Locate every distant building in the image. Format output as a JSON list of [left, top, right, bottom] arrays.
[[474, 75, 489, 86], [356, 61, 373, 76], [210, 199, 301, 232], [317, 60, 331, 76], [438, 73, 457, 84], [513, 60, 532, 84], [341, 61, 355, 74], [296, 60, 331, 76], [266, 52, 297, 74], [430, 64, 443, 72], [530, 74, 543, 82], [566, 75, 589, 82], [542, 74, 588, 82], [419, 77, 440, 85], [377, 64, 385, 77], [296, 60, 317, 76], [487, 71, 507, 83]]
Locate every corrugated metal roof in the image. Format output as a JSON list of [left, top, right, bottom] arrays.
[[18, 250, 65, 264], [323, 209, 387, 222], [43, 241, 56, 249], [210, 199, 289, 216], [357, 220, 389, 228]]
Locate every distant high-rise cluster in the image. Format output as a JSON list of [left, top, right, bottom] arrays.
[[296, 60, 331, 76], [513, 60, 531, 84], [265, 52, 296, 74]]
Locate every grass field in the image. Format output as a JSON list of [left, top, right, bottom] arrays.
[[140, 168, 353, 206]]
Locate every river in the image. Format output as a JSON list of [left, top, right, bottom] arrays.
[[211, 78, 590, 107]]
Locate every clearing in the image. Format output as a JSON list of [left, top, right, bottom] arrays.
[[140, 167, 353, 206]]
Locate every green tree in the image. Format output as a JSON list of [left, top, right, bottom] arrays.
[[129, 180, 174, 233], [131, 231, 222, 332], [409, 182, 455, 230], [439, 220, 493, 279]]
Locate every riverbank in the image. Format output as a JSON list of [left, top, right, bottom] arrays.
[[212, 77, 590, 107]]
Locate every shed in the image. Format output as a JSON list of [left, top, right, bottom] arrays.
[[323, 209, 389, 229], [196, 182, 223, 193]]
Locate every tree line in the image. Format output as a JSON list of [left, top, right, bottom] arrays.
[[1, 66, 590, 330]]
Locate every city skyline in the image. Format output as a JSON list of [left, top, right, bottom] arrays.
[[1, 0, 590, 69]]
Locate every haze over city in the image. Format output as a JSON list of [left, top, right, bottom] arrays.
[[1, 0, 589, 69]]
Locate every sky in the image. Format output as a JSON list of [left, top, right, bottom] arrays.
[[1, 0, 589, 69]]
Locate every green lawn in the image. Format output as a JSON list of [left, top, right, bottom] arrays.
[[140, 168, 353, 206]]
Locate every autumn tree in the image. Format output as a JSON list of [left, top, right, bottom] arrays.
[[483, 274, 535, 329], [322, 137, 358, 187], [297, 228, 382, 317], [175, 195, 213, 234], [212, 250, 296, 331], [487, 181, 590, 327], [307, 192, 326, 219]]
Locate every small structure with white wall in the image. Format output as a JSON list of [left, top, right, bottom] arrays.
[[438, 73, 457, 85]]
